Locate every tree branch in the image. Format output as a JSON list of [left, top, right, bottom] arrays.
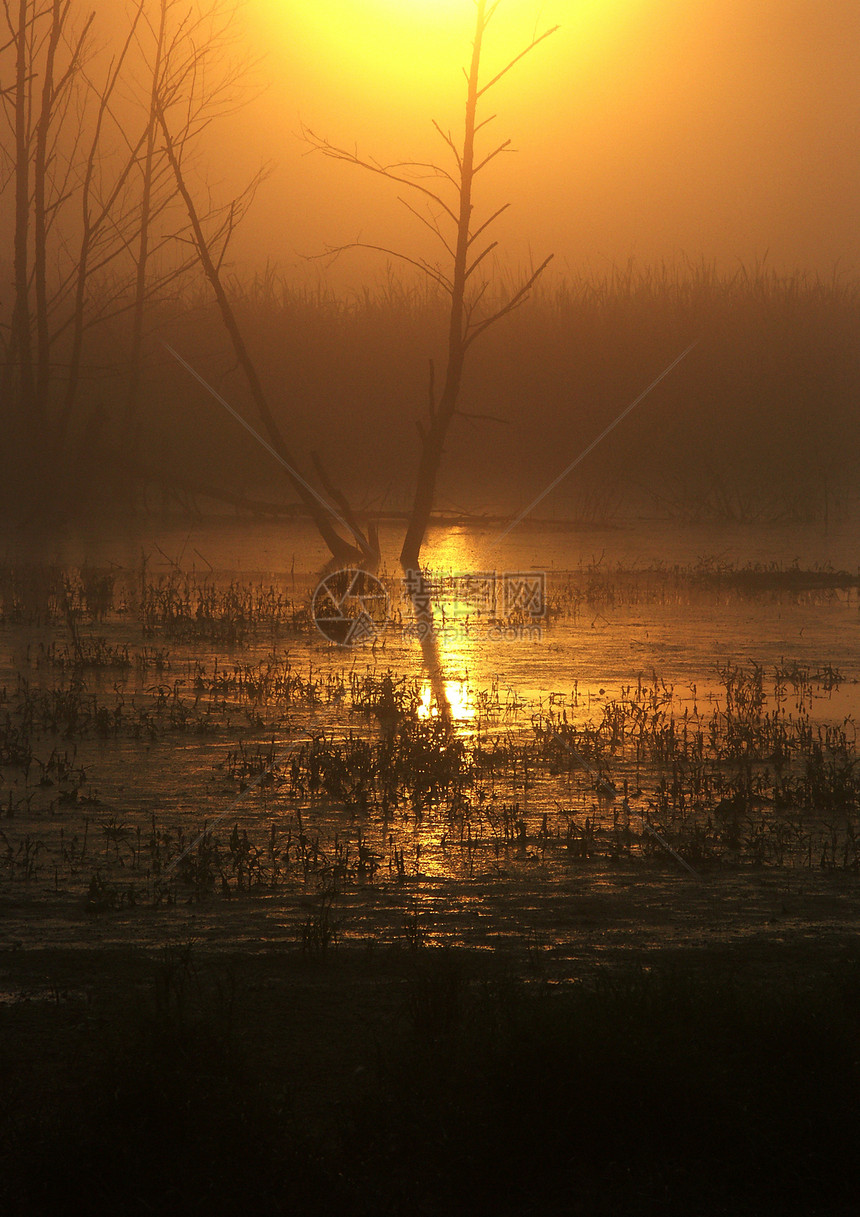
[[431, 118, 461, 172], [302, 125, 459, 225], [308, 241, 453, 294], [473, 137, 512, 174], [398, 195, 455, 258], [464, 253, 553, 348], [477, 24, 559, 99], [464, 240, 498, 282], [468, 201, 510, 247]]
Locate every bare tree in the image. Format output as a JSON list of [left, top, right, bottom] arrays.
[[300, 1, 556, 721], [305, 0, 556, 571], [123, 0, 254, 444], [0, 0, 258, 516], [156, 95, 378, 565], [143, 0, 385, 563]]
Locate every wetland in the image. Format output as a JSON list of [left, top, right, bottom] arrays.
[[2, 512, 860, 1214]]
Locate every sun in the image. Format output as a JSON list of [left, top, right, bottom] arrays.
[[270, 1, 477, 101], [254, 2, 650, 131], [254, 2, 564, 125], [372, 0, 480, 16]]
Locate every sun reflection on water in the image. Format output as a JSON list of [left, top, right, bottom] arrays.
[[417, 677, 475, 723], [413, 526, 489, 727]]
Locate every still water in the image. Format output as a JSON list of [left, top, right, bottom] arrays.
[[2, 512, 859, 968], [25, 508, 860, 575]]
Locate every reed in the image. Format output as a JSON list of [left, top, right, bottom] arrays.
[[6, 263, 856, 522]]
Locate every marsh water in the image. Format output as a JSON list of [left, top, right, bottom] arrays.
[[2, 510, 860, 979]]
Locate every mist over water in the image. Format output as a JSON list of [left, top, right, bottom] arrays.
[[4, 6, 860, 1209], [15, 508, 860, 579]]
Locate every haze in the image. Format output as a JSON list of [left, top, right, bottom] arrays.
[[218, 0, 860, 286], [4, 0, 859, 528]]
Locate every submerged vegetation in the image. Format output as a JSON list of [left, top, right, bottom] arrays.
[[1, 557, 859, 925], [1, 550, 858, 1210]]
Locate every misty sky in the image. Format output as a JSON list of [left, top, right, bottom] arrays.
[[209, 0, 860, 287]]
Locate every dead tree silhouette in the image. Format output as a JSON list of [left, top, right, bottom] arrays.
[[305, 0, 556, 715], [305, 0, 556, 572]]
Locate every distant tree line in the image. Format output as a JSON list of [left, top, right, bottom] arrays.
[[127, 261, 858, 529]]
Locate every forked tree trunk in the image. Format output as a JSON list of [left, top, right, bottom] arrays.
[[303, 1, 555, 585]]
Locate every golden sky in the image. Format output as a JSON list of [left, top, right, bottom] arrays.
[[129, 1, 860, 285]]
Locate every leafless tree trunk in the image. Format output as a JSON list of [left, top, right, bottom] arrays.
[[124, 0, 169, 443], [57, 9, 143, 442], [305, 0, 555, 572], [33, 0, 64, 414], [122, 0, 245, 446], [305, 0, 555, 710], [399, 2, 553, 569], [157, 99, 378, 567]]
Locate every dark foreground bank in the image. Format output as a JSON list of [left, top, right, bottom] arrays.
[[1, 941, 859, 1216]]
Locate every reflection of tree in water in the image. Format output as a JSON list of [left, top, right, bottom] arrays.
[[405, 570, 453, 726], [303, 2, 556, 717]]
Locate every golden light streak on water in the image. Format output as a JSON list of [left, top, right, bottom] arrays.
[[417, 677, 475, 723], [414, 526, 488, 724]]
